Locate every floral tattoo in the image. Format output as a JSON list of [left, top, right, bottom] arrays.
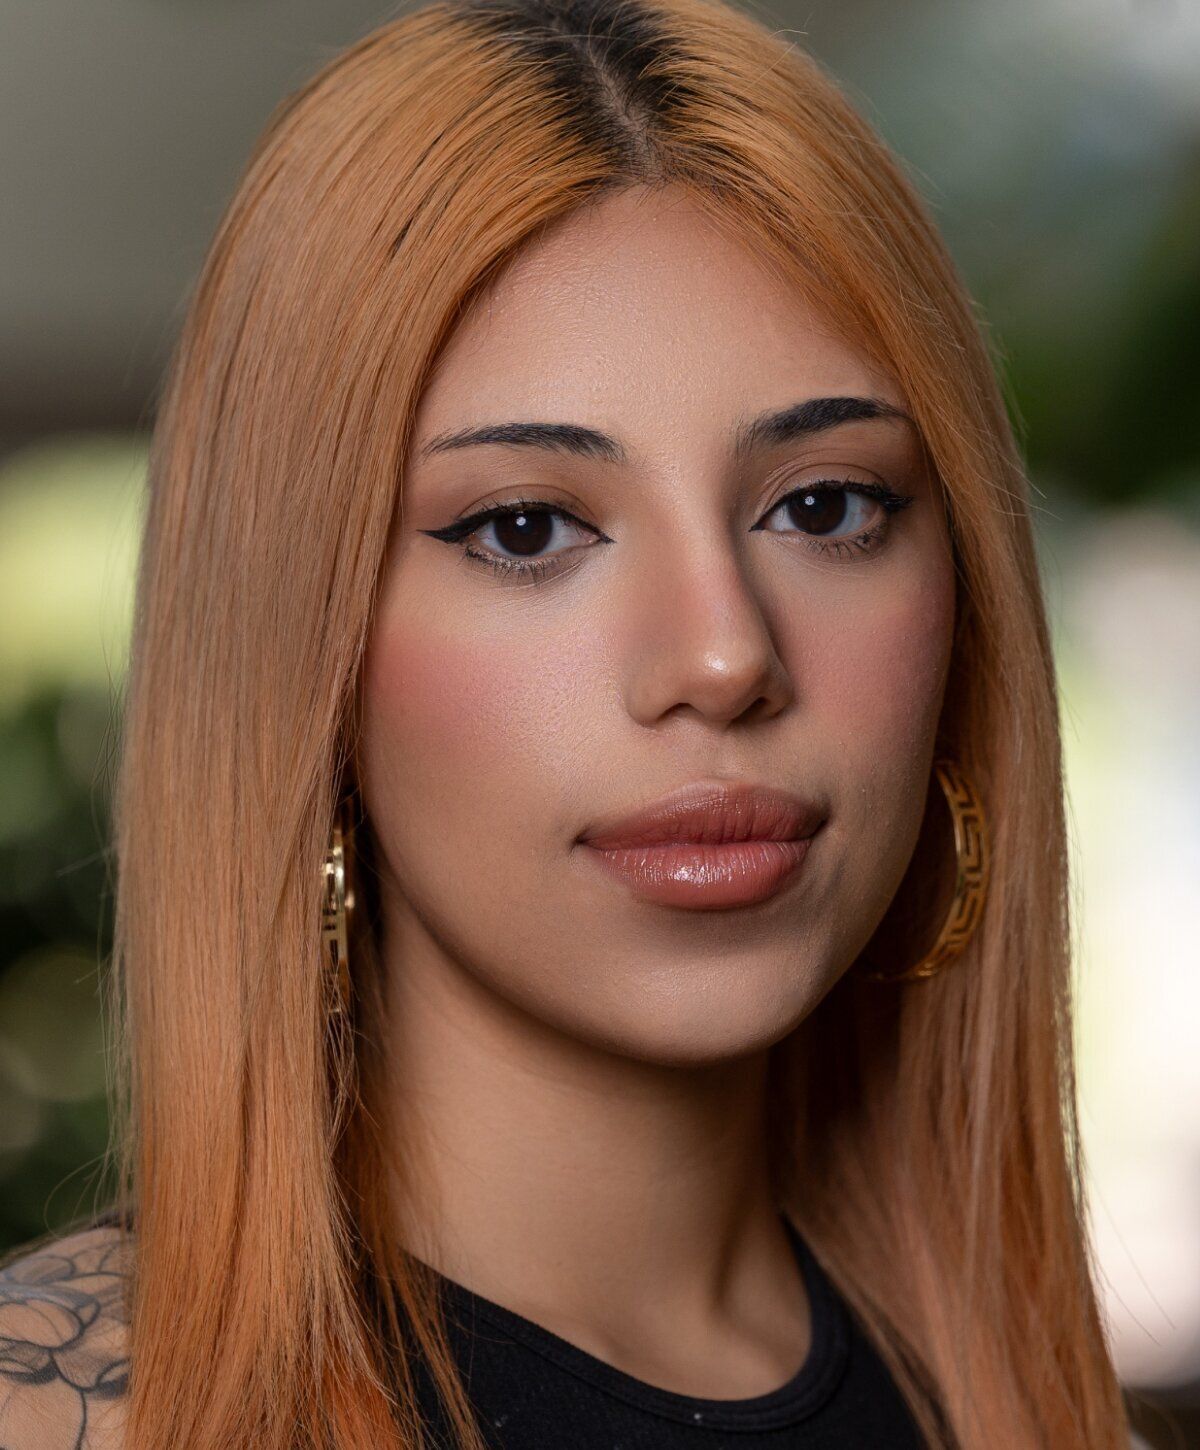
[[0, 1229, 130, 1449]]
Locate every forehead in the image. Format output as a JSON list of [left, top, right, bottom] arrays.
[[410, 186, 904, 459]]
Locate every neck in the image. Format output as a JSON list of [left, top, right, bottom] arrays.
[[381, 914, 794, 1340]]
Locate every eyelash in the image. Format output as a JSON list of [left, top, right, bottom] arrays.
[[424, 479, 915, 584]]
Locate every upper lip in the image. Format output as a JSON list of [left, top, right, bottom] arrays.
[[578, 780, 826, 849]]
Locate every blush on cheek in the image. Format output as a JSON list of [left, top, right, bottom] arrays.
[[362, 608, 594, 804], [363, 626, 519, 787], [813, 574, 955, 763]]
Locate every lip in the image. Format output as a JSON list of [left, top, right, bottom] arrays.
[[577, 780, 825, 910]]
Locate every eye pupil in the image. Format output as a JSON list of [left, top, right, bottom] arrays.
[[788, 489, 847, 536], [493, 509, 553, 556]]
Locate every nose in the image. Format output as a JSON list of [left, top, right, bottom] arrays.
[[622, 534, 794, 730]]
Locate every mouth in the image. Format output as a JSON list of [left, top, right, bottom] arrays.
[[576, 779, 825, 911]]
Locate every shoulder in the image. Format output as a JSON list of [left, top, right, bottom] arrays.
[[0, 1222, 130, 1450]]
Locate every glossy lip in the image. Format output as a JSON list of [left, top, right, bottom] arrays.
[[578, 779, 826, 849], [576, 780, 826, 911]]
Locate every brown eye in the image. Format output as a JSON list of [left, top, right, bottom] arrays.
[[474, 506, 594, 562], [761, 484, 878, 538], [750, 477, 915, 562], [486, 508, 556, 556]]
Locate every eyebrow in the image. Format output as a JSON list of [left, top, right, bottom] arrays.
[[416, 395, 914, 464]]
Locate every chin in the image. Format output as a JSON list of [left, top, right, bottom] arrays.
[[549, 970, 828, 1069]]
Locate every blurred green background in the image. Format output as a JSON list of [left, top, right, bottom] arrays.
[[1, 0, 1197, 1444]]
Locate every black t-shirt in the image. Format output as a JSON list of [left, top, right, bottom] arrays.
[[412, 1214, 925, 1449], [87, 1208, 923, 1445]]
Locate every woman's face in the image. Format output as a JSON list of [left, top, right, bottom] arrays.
[[361, 185, 956, 1066]]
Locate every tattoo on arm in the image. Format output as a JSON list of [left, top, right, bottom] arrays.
[[0, 1229, 130, 1449]]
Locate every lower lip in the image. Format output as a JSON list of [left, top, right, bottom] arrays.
[[579, 837, 813, 910]]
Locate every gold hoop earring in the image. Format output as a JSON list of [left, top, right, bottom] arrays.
[[862, 757, 990, 983], [321, 795, 357, 1013]]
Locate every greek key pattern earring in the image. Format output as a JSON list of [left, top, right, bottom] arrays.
[[321, 796, 356, 1013], [863, 757, 990, 983]]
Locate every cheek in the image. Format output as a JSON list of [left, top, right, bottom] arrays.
[[360, 607, 597, 834], [813, 572, 954, 755], [796, 567, 956, 937], [364, 630, 518, 790]]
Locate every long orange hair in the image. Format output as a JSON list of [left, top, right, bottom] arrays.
[[106, 0, 1129, 1444]]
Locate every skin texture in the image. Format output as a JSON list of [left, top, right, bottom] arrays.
[[361, 185, 957, 1397], [0, 1227, 129, 1449]]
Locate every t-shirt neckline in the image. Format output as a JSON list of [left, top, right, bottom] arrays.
[[433, 1212, 850, 1431]]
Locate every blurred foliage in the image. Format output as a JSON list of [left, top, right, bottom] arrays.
[[0, 682, 121, 1246], [0, 435, 140, 1245], [1006, 162, 1200, 515]]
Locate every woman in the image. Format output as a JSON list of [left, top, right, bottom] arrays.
[[0, 0, 1130, 1445]]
